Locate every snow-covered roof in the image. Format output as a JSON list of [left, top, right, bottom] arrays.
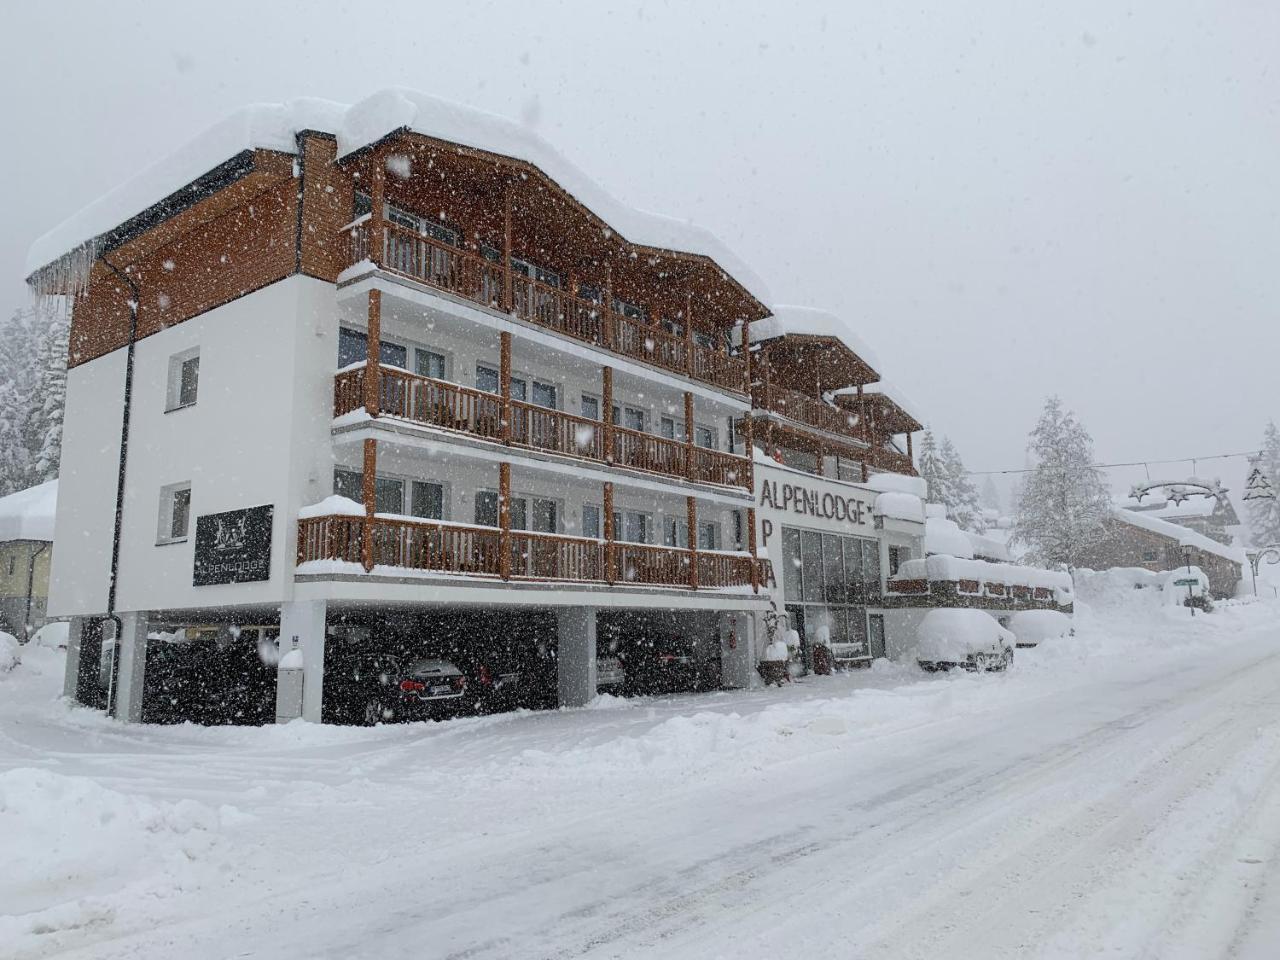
[[874, 491, 925, 524], [1112, 507, 1244, 565], [896, 555, 1075, 593], [965, 530, 1012, 563], [839, 380, 925, 428], [0, 480, 57, 543], [862, 472, 928, 500], [924, 516, 974, 560], [745, 305, 881, 373], [26, 89, 771, 306]]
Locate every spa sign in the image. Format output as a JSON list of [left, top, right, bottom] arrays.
[[758, 478, 873, 528]]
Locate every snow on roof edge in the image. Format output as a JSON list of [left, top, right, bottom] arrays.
[[1113, 506, 1244, 565], [26, 89, 772, 307], [0, 479, 58, 543], [746, 304, 882, 374]]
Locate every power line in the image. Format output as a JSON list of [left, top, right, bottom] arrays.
[[969, 448, 1262, 477]]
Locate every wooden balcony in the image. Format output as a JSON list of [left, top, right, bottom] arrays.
[[334, 365, 752, 491], [754, 383, 865, 443], [345, 220, 748, 395], [297, 514, 770, 592]]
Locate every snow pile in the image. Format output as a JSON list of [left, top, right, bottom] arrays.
[[924, 516, 974, 559], [0, 478, 57, 542], [298, 495, 365, 519], [30, 621, 69, 650], [1006, 609, 1074, 646], [965, 529, 1012, 562], [0, 767, 235, 935], [875, 491, 925, 524], [0, 632, 19, 673], [896, 555, 1074, 594], [863, 472, 928, 499]]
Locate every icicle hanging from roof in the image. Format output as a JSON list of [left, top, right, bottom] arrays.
[[26, 236, 104, 318]]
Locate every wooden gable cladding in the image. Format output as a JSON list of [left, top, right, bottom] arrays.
[[69, 154, 298, 367], [299, 134, 354, 281], [759, 336, 879, 397], [344, 130, 765, 333]]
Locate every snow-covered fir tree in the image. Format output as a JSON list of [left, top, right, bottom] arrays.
[[1012, 396, 1112, 569], [940, 437, 984, 532], [916, 428, 949, 505], [980, 475, 1002, 513], [0, 305, 70, 494], [1247, 421, 1280, 548]]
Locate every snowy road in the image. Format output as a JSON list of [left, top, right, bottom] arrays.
[[4, 592, 1280, 959]]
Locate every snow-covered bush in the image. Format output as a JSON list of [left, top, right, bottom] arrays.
[[0, 631, 20, 672]]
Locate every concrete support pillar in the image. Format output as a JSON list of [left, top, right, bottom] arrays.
[[556, 606, 597, 708], [62, 616, 84, 700], [279, 599, 328, 722], [112, 611, 149, 723], [719, 611, 758, 689]]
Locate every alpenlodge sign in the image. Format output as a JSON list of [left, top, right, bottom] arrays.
[[758, 477, 873, 527], [193, 505, 274, 586]]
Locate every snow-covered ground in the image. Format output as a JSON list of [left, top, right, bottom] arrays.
[[4, 582, 1280, 960]]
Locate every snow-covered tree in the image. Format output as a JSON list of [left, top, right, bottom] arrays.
[[0, 305, 70, 494], [1246, 422, 1280, 548], [940, 437, 984, 532], [980, 475, 1002, 513], [1012, 396, 1112, 570], [916, 428, 949, 505]]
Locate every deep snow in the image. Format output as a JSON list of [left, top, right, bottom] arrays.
[[3, 583, 1280, 959]]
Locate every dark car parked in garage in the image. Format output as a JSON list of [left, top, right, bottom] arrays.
[[624, 637, 715, 696], [328, 652, 468, 725]]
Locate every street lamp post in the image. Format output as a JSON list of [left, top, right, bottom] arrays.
[[1246, 546, 1280, 597], [1181, 543, 1197, 616]]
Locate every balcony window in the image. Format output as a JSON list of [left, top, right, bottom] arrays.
[[663, 517, 689, 549], [661, 318, 684, 338], [580, 395, 600, 420], [411, 481, 444, 521], [694, 330, 718, 351], [532, 498, 558, 534], [582, 504, 601, 539], [698, 522, 718, 551], [615, 511, 650, 544], [339, 327, 406, 369], [660, 417, 684, 441], [615, 406, 645, 432], [333, 469, 404, 514], [511, 257, 561, 288], [384, 203, 457, 246], [476, 365, 499, 394], [613, 298, 646, 322], [531, 382, 557, 410], [695, 425, 717, 450], [415, 349, 446, 380]]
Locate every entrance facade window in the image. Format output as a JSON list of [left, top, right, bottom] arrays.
[[780, 525, 879, 658]]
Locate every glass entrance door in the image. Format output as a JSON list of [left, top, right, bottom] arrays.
[[868, 614, 886, 660]]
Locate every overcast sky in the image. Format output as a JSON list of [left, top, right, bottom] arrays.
[[2, 0, 1277, 508]]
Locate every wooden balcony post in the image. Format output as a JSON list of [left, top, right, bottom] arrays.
[[684, 391, 695, 480], [361, 438, 377, 572], [816, 442, 826, 478], [601, 263, 614, 351], [500, 330, 512, 444], [747, 506, 759, 594], [369, 152, 385, 269], [364, 289, 382, 416], [603, 481, 615, 584], [906, 430, 914, 462], [499, 461, 512, 580], [502, 183, 513, 313], [684, 294, 694, 376], [602, 366, 614, 463], [766, 419, 776, 462], [742, 322, 754, 394], [686, 495, 699, 590], [742, 412, 755, 490]]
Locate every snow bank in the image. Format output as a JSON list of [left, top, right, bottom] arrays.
[[925, 516, 974, 559], [914, 608, 1015, 662], [0, 632, 19, 673], [1006, 609, 1074, 646], [0, 479, 57, 542], [28, 89, 770, 306], [863, 472, 928, 499], [30, 621, 69, 650], [875, 491, 925, 524], [0, 768, 235, 929]]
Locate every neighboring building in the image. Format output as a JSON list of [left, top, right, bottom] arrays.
[[0, 480, 57, 638], [1075, 507, 1244, 599], [1122, 489, 1240, 546]]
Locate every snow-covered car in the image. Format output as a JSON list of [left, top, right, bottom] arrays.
[[1006, 610, 1074, 648], [915, 609, 1016, 672]]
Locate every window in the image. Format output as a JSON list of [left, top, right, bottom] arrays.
[[476, 365, 500, 394], [411, 481, 444, 520], [823, 534, 845, 603], [7, 555, 15, 577], [698, 521, 718, 551], [581, 395, 600, 421], [165, 349, 200, 411], [385, 204, 457, 246], [333, 470, 404, 514], [663, 516, 689, 548], [733, 510, 744, 550], [615, 511, 650, 544], [353, 192, 373, 219], [612, 298, 646, 322], [660, 417, 684, 441], [694, 330, 717, 350], [511, 257, 561, 288], [338, 327, 406, 369], [661, 318, 684, 338], [157, 482, 192, 544], [888, 545, 905, 577], [531, 382, 557, 410], [695, 425, 717, 450], [531, 498, 558, 533], [801, 530, 824, 602], [615, 407, 645, 432], [415, 349, 446, 380], [582, 504, 601, 539], [474, 491, 498, 527], [1142, 550, 1158, 563]]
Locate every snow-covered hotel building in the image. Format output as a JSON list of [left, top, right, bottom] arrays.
[[30, 91, 933, 723]]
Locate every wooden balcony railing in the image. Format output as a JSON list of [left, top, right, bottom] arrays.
[[755, 383, 864, 443], [334, 368, 751, 490], [875, 446, 915, 476], [298, 514, 766, 591], [343, 220, 747, 394]]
